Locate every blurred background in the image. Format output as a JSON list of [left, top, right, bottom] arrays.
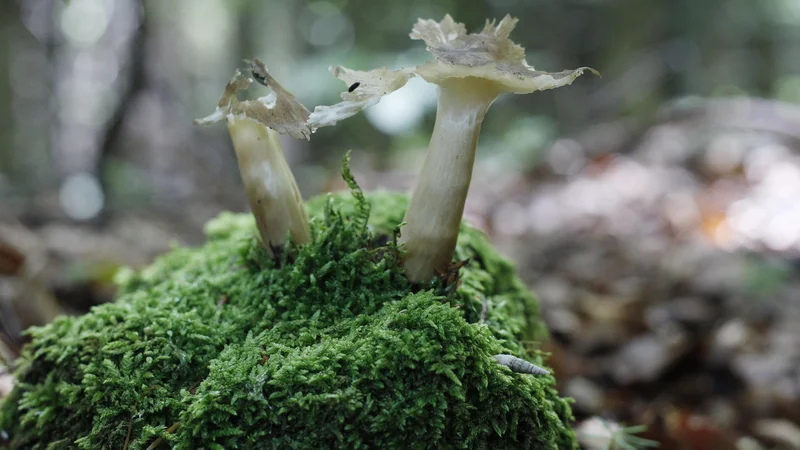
[[2, 0, 800, 448]]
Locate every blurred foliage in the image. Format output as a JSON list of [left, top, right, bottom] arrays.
[[744, 258, 793, 298]]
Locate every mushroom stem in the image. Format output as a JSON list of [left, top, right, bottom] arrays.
[[226, 115, 310, 251], [400, 78, 499, 282]]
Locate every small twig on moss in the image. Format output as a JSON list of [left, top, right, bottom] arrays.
[[435, 259, 468, 300], [144, 422, 181, 450], [143, 378, 201, 449], [188, 378, 204, 395], [122, 409, 135, 450], [268, 242, 285, 266], [259, 345, 269, 365]]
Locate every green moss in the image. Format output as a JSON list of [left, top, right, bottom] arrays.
[[0, 184, 575, 449]]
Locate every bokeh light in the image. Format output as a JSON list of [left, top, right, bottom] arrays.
[[61, 0, 112, 47], [59, 172, 105, 220]]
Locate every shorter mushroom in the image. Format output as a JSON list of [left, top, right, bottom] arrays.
[[195, 59, 311, 254]]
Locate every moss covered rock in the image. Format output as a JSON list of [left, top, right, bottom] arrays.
[[0, 189, 576, 449]]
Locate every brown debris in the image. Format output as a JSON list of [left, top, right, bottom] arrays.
[[0, 240, 25, 276]]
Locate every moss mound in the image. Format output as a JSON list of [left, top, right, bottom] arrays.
[[0, 186, 576, 449]]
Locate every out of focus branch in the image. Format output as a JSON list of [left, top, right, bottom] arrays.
[[93, 0, 148, 224]]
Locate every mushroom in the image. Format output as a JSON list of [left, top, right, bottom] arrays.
[[308, 15, 597, 282], [195, 59, 311, 254]]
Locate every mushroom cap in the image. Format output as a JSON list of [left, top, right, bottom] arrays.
[[411, 14, 598, 94], [195, 58, 311, 141], [307, 66, 414, 131], [308, 15, 598, 130]]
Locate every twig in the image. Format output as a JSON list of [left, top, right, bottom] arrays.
[[479, 297, 488, 323], [143, 377, 202, 449], [188, 378, 203, 395], [122, 411, 135, 450], [144, 422, 180, 450], [93, 0, 147, 224]]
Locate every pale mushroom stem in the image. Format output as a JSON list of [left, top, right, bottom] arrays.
[[400, 77, 500, 282], [227, 116, 310, 252]]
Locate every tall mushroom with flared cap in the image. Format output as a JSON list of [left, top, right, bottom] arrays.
[[195, 59, 311, 254], [310, 15, 597, 282], [401, 16, 598, 281]]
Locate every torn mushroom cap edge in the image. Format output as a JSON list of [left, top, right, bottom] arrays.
[[195, 59, 312, 141], [307, 14, 599, 131]]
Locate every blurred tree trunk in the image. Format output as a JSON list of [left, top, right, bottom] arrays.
[[94, 0, 148, 225], [0, 1, 19, 178], [249, 0, 310, 168], [753, 32, 778, 96]]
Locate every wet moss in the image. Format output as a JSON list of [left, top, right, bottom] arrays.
[[1, 178, 575, 449]]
